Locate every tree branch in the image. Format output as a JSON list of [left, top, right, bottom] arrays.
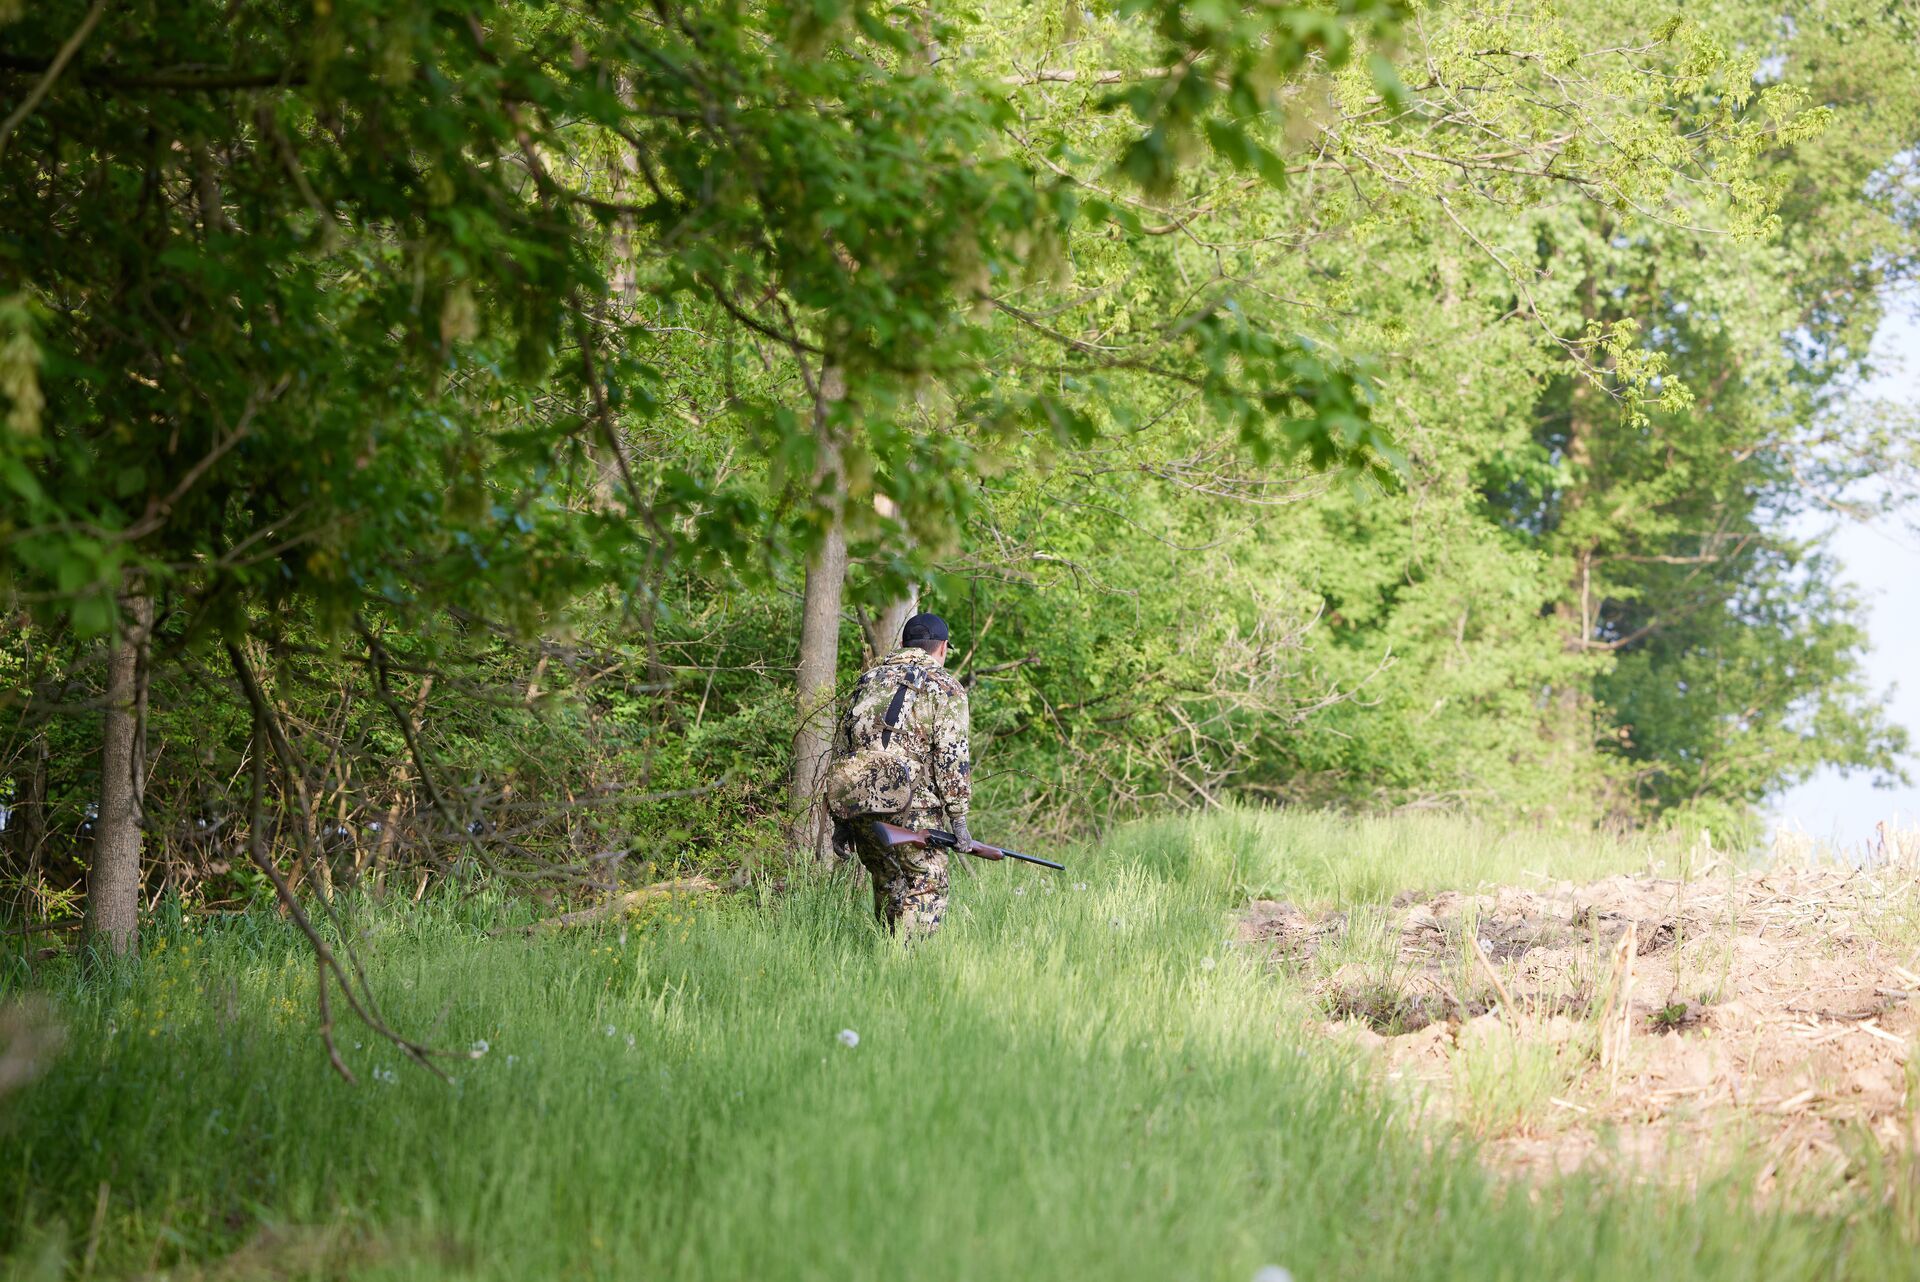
[[227, 639, 448, 1080], [0, 1, 110, 161], [0, 54, 306, 92]]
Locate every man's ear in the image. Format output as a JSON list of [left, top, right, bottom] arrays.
[[934, 640, 950, 663]]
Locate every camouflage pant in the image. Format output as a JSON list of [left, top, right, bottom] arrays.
[[851, 810, 952, 938]]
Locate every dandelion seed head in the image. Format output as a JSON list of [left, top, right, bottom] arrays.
[[1253, 1268, 1294, 1282], [604, 1024, 616, 1038], [837, 1028, 860, 1048], [1199, 955, 1217, 971], [470, 1039, 489, 1057]]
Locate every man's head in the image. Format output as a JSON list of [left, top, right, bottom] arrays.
[[901, 612, 950, 663]]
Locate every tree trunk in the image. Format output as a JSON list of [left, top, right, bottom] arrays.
[[1554, 374, 1596, 653], [790, 366, 848, 863], [87, 591, 153, 956], [610, 78, 643, 315], [17, 737, 49, 878], [857, 493, 918, 663], [1552, 262, 1604, 657], [1540, 261, 1606, 820], [860, 582, 919, 665]]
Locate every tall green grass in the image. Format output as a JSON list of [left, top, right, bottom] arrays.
[[1107, 807, 1702, 906], [3, 810, 1914, 1281]]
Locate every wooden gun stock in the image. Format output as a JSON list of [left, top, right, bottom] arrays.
[[868, 821, 1066, 871]]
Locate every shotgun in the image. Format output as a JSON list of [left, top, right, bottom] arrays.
[[868, 820, 1066, 871]]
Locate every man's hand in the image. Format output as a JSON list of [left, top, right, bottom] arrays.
[[950, 817, 973, 850]]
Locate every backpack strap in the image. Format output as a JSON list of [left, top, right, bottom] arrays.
[[879, 667, 925, 749], [880, 685, 909, 748]]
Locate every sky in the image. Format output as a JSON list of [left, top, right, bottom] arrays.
[[1767, 297, 1920, 848]]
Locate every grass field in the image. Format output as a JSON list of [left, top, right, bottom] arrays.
[[5, 810, 1918, 1281]]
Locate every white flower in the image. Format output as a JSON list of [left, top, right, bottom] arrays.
[[837, 1028, 860, 1048], [469, 1039, 490, 1057], [1199, 955, 1217, 971], [1074, 882, 1088, 891], [604, 1024, 617, 1038], [1253, 1268, 1294, 1282]]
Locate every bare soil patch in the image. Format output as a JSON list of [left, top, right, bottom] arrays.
[[1243, 860, 1920, 1192]]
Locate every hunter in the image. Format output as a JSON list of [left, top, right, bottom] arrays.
[[826, 612, 972, 936]]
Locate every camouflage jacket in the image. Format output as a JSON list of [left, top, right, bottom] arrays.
[[831, 647, 971, 826]]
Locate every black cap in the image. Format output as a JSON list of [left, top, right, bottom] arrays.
[[901, 612, 949, 645]]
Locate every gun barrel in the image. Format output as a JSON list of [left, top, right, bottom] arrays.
[[873, 822, 1064, 870]]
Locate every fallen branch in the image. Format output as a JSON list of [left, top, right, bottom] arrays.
[[513, 876, 720, 934]]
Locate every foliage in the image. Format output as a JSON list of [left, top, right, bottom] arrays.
[[933, 0, 1919, 831], [0, 0, 1404, 637], [2, 0, 1919, 925]]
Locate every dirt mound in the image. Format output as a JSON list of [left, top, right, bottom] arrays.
[[1242, 861, 1920, 1193]]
